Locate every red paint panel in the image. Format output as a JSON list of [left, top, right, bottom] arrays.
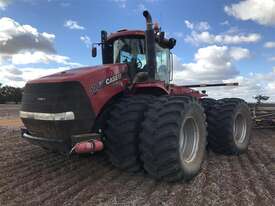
[[169, 84, 206, 98], [27, 64, 129, 116], [134, 81, 169, 94], [107, 30, 145, 41], [76, 64, 129, 115]]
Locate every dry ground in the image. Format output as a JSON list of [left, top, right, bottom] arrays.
[[0, 104, 274, 206], [0, 104, 22, 127], [0, 104, 21, 120]]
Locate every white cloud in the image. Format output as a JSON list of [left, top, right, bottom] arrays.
[[228, 47, 251, 60], [11, 51, 70, 65], [137, 3, 146, 11], [80, 35, 91, 48], [6, 66, 22, 75], [0, 17, 82, 67], [111, 0, 127, 8], [64, 20, 85, 30], [225, 26, 241, 35], [185, 31, 261, 46], [221, 20, 230, 26], [184, 20, 194, 30], [0, 17, 55, 55], [172, 54, 184, 71], [184, 20, 210, 31], [197, 22, 210, 31], [173, 45, 250, 82], [200, 73, 275, 102], [264, 41, 275, 48], [0, 0, 12, 10], [0, 17, 84, 87], [225, 0, 275, 26], [171, 45, 275, 102], [0, 64, 70, 87]]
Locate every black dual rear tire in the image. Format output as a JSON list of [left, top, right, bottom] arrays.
[[203, 98, 252, 155], [103, 95, 154, 172], [139, 96, 207, 181], [104, 95, 250, 181]]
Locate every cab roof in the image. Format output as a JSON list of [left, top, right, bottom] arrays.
[[107, 30, 145, 42], [106, 29, 174, 49]]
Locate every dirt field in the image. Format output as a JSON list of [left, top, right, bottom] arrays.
[[0, 105, 274, 206], [0, 104, 22, 127], [0, 104, 21, 120]]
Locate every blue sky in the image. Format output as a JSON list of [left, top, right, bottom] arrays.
[[0, 0, 274, 102]]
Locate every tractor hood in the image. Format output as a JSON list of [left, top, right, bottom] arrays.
[[28, 63, 128, 84], [21, 63, 130, 146]]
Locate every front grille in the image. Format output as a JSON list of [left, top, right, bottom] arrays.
[[21, 82, 95, 139]]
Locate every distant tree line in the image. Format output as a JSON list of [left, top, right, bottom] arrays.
[[0, 83, 23, 104]]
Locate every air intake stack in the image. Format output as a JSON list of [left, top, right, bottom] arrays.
[[143, 10, 157, 79]]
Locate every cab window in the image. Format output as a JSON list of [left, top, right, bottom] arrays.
[[113, 38, 147, 70], [155, 43, 170, 83]]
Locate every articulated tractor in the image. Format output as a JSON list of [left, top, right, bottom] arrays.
[[20, 11, 252, 181]]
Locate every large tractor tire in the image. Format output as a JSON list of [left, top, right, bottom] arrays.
[[206, 98, 252, 155], [139, 96, 207, 182], [201, 98, 217, 109], [103, 95, 153, 172]]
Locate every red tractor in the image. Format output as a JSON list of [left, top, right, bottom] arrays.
[[20, 11, 252, 181]]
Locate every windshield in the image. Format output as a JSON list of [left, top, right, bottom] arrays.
[[113, 37, 171, 83], [113, 38, 146, 70]]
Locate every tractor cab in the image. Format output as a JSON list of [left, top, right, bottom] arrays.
[[112, 34, 172, 83], [92, 12, 176, 84]]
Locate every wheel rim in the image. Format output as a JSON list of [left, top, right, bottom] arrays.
[[233, 113, 247, 144], [179, 117, 199, 164]]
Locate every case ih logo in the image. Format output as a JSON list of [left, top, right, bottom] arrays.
[[106, 73, 122, 85], [91, 73, 122, 94]]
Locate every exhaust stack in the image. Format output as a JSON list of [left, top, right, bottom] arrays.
[[143, 10, 157, 79]]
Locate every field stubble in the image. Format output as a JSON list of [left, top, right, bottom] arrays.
[[0, 104, 274, 206]]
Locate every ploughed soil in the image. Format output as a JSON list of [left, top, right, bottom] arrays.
[[0, 104, 21, 120], [0, 104, 22, 127], [0, 105, 274, 206]]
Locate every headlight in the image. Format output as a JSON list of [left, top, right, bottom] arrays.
[[20, 111, 75, 121]]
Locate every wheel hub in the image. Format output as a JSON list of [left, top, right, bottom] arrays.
[[179, 117, 199, 165], [233, 113, 247, 144]]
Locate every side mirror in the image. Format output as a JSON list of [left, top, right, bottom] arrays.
[[92, 47, 97, 57], [168, 38, 176, 49]]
